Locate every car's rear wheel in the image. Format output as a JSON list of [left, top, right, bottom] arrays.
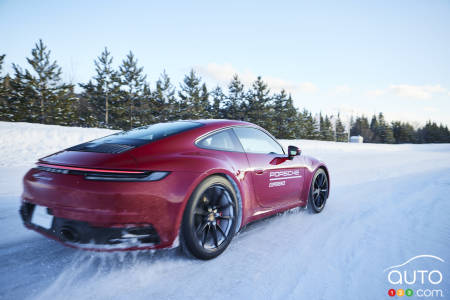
[[181, 176, 238, 260], [307, 168, 329, 213]]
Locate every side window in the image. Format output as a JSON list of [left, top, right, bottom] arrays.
[[233, 127, 284, 154], [196, 129, 244, 152]]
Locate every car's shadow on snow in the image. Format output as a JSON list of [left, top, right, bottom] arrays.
[[242, 206, 307, 227]]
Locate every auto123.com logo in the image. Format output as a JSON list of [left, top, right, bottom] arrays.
[[384, 255, 445, 298]]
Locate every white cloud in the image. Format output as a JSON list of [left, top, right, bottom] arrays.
[[367, 89, 386, 97], [299, 82, 318, 93], [333, 85, 351, 95], [389, 84, 446, 99], [423, 106, 438, 113], [367, 84, 447, 100], [195, 63, 236, 83], [195, 63, 318, 94]]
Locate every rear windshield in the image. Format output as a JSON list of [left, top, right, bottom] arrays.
[[67, 121, 203, 153], [111, 121, 203, 141]]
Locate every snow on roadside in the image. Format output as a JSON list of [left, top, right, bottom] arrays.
[[0, 122, 116, 168]]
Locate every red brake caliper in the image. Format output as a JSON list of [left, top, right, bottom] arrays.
[[217, 212, 223, 226]]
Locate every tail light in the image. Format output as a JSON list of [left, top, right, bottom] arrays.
[[36, 163, 170, 182]]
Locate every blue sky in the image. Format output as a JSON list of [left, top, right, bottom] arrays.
[[1, 0, 449, 126]]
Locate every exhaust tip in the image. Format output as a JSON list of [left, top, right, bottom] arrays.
[[59, 226, 80, 243]]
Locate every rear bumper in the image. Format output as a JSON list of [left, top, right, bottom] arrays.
[[21, 167, 200, 251], [20, 202, 160, 250]]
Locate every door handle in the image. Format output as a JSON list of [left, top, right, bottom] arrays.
[[255, 169, 264, 175]]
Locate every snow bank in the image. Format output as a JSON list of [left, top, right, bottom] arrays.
[[0, 122, 116, 167]]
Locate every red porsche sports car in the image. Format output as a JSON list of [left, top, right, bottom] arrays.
[[20, 120, 329, 259]]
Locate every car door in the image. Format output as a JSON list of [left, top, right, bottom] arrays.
[[233, 127, 305, 209]]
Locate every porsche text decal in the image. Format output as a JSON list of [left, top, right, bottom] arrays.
[[268, 169, 301, 188]]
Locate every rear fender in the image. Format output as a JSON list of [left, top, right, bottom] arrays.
[[172, 168, 249, 242]]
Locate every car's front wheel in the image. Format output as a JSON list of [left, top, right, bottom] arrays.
[[181, 176, 238, 260], [307, 168, 329, 213]]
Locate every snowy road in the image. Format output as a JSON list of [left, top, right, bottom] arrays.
[[1, 122, 449, 300]]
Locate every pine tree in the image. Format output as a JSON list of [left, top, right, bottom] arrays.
[[271, 90, 288, 137], [319, 113, 334, 141], [418, 121, 449, 143], [438, 124, 450, 143], [119, 51, 148, 128], [375, 113, 395, 143], [138, 84, 153, 125], [53, 85, 77, 126], [96, 48, 116, 126], [350, 116, 361, 136], [370, 114, 379, 142], [178, 69, 210, 119], [270, 90, 299, 139], [392, 121, 417, 144], [71, 93, 98, 127], [10, 40, 74, 125], [0, 55, 4, 86], [335, 114, 348, 142], [6, 64, 30, 121], [93, 48, 116, 125], [298, 109, 316, 139], [319, 113, 325, 139], [153, 71, 176, 122], [210, 86, 225, 119], [77, 81, 100, 127], [284, 94, 300, 139], [199, 83, 210, 119], [245, 76, 271, 128], [324, 115, 335, 141], [312, 114, 321, 140], [224, 74, 245, 120], [79, 47, 121, 127], [360, 116, 372, 142], [0, 54, 8, 120]]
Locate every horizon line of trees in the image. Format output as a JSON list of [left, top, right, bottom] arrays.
[[0, 39, 449, 144]]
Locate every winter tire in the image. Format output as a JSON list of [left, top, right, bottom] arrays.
[[181, 176, 238, 260], [307, 168, 329, 213]]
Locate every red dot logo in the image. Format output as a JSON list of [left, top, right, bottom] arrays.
[[388, 289, 396, 297]]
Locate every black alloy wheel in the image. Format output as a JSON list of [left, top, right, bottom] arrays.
[[308, 168, 329, 213], [181, 176, 238, 259]]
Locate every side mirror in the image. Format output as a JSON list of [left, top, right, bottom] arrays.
[[288, 145, 301, 160]]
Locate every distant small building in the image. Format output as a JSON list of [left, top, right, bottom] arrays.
[[350, 135, 363, 143]]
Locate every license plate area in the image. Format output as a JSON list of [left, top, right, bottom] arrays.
[[31, 205, 53, 229]]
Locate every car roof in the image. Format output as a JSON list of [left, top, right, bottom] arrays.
[[183, 119, 254, 129], [193, 119, 251, 125], [181, 119, 278, 143]]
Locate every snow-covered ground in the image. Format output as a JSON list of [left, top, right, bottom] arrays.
[[0, 122, 449, 300]]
